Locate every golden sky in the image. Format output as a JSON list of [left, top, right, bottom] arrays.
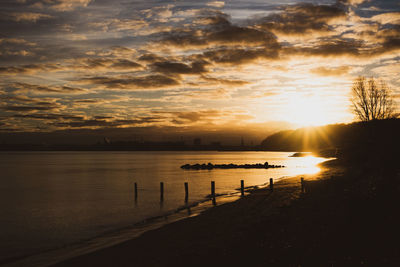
[[0, 0, 399, 143]]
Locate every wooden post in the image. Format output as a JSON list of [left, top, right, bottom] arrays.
[[301, 177, 305, 193], [269, 178, 273, 192], [240, 180, 244, 196], [211, 181, 216, 205], [184, 182, 189, 203], [160, 182, 164, 201], [134, 182, 138, 200]]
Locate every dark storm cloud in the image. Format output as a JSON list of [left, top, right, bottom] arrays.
[[257, 3, 346, 35], [201, 46, 280, 65], [161, 25, 277, 48], [150, 61, 208, 75], [152, 10, 282, 66], [138, 53, 169, 63], [160, 11, 278, 48], [81, 74, 180, 89]]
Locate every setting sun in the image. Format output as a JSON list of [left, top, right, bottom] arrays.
[[285, 94, 333, 127]]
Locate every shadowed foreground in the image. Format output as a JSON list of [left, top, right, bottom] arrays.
[[55, 159, 400, 266]]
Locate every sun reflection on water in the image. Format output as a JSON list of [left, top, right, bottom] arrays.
[[286, 155, 333, 177]]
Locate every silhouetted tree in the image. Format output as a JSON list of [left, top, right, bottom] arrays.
[[351, 77, 397, 121]]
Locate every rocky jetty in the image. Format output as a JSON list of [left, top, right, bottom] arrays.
[[180, 162, 284, 170], [289, 152, 313, 157]]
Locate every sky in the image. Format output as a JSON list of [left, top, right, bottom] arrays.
[[0, 0, 399, 144]]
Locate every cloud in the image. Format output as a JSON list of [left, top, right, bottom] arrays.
[[201, 46, 280, 65], [142, 5, 174, 19], [0, 38, 36, 46], [138, 53, 169, 63], [0, 38, 37, 58], [1, 105, 58, 112], [0, 64, 61, 75], [0, 0, 399, 135], [162, 25, 277, 48], [206, 1, 225, 8], [74, 99, 104, 104], [310, 66, 351, 76], [337, 0, 367, 6], [6, 12, 53, 22], [257, 3, 346, 35], [52, 116, 164, 128], [166, 88, 230, 100], [151, 61, 208, 75], [160, 11, 278, 48], [9, 83, 86, 94], [200, 75, 248, 86], [154, 110, 231, 125], [370, 12, 400, 25], [77, 58, 142, 71], [287, 37, 363, 57], [14, 113, 84, 120], [0, 94, 63, 114], [34, 0, 92, 12], [112, 60, 142, 70], [81, 74, 181, 90], [92, 19, 149, 32]]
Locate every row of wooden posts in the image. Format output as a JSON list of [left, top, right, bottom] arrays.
[[134, 177, 307, 203]]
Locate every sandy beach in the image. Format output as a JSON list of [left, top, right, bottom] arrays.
[[50, 158, 400, 266]]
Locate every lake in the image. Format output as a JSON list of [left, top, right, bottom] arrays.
[[0, 151, 328, 264]]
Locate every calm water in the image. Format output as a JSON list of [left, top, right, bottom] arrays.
[[0, 151, 328, 263]]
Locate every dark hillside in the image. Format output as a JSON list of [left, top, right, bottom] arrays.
[[260, 119, 400, 160]]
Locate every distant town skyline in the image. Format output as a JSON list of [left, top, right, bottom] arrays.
[[0, 0, 399, 142]]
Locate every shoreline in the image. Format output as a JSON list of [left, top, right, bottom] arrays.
[[3, 180, 276, 267], [50, 160, 339, 267], [48, 155, 400, 266], [2, 168, 328, 267], [1, 192, 243, 267]]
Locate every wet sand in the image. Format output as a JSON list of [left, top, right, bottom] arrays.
[[54, 159, 400, 266]]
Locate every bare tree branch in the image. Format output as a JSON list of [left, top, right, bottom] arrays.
[[351, 77, 397, 121]]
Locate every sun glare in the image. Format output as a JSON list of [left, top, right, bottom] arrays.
[[285, 95, 332, 127]]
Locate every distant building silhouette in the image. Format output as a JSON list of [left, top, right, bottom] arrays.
[[210, 141, 221, 146], [193, 138, 202, 146]]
